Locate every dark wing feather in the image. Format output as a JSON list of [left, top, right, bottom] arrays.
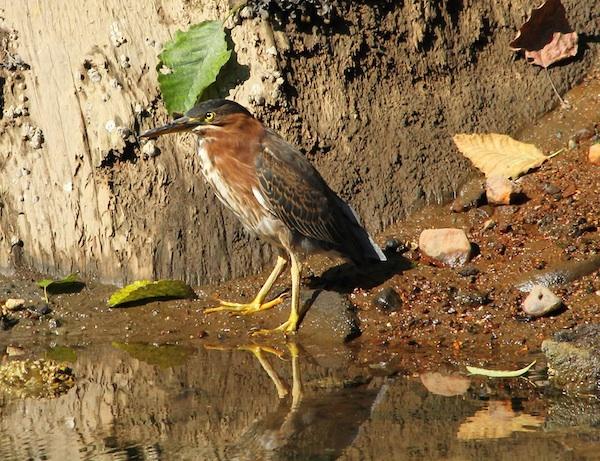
[[256, 131, 385, 263]]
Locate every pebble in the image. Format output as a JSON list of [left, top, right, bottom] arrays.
[[48, 318, 60, 329], [36, 304, 52, 316], [452, 289, 489, 307], [383, 238, 407, 253], [522, 285, 562, 317], [6, 345, 25, 356], [589, 144, 600, 165], [105, 120, 116, 133], [4, 298, 25, 311], [457, 265, 480, 277], [110, 22, 127, 47], [542, 182, 561, 195], [419, 228, 472, 267], [450, 178, 485, 212], [373, 287, 402, 313], [87, 67, 101, 83], [142, 140, 160, 158], [485, 175, 520, 205], [0, 315, 17, 331], [119, 55, 131, 69]]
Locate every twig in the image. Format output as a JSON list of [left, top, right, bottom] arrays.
[[547, 147, 565, 159], [544, 67, 570, 109]]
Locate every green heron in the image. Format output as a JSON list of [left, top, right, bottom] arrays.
[[141, 99, 385, 333]]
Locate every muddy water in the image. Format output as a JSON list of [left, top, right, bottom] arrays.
[[1, 340, 600, 461]]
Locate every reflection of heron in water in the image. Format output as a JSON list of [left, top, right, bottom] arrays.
[[205, 341, 378, 460]]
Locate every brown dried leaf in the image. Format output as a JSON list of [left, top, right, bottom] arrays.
[[510, 0, 578, 68], [453, 133, 547, 179]]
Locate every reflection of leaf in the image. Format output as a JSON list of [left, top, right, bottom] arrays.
[[37, 273, 81, 290], [510, 0, 578, 68], [457, 400, 544, 440], [158, 20, 231, 115], [453, 134, 547, 179], [466, 360, 536, 378], [45, 346, 77, 363], [108, 280, 195, 307], [420, 372, 471, 396], [113, 342, 193, 369]]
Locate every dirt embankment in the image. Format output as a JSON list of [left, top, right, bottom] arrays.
[[0, 1, 598, 286]]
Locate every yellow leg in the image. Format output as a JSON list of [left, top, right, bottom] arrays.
[[253, 251, 302, 335], [241, 345, 289, 399], [204, 255, 287, 315], [288, 342, 302, 411]]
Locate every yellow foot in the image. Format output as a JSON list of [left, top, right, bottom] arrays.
[[251, 317, 299, 336], [204, 294, 285, 315]]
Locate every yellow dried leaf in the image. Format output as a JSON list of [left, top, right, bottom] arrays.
[[453, 133, 547, 179]]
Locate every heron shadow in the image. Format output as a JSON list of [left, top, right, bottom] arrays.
[[308, 252, 413, 293]]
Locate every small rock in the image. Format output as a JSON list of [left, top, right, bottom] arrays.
[[36, 304, 52, 316], [373, 287, 402, 313], [452, 289, 489, 307], [105, 119, 117, 133], [4, 298, 25, 311], [142, 140, 160, 158], [109, 78, 122, 90], [383, 238, 406, 253], [87, 67, 101, 83], [451, 178, 485, 212], [568, 139, 577, 150], [110, 22, 127, 47], [457, 265, 480, 277], [542, 324, 600, 393], [119, 55, 131, 69], [6, 345, 25, 356], [571, 128, 593, 143], [299, 290, 360, 344], [485, 175, 520, 205], [0, 315, 17, 331], [589, 144, 600, 165], [522, 285, 562, 317], [48, 318, 61, 329], [542, 182, 561, 195], [419, 228, 472, 267]]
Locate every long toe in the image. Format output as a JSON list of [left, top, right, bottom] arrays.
[[203, 295, 285, 315]]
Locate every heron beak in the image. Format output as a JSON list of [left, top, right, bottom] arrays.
[[139, 116, 199, 139]]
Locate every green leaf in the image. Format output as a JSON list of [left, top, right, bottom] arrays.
[[466, 360, 536, 378], [37, 273, 82, 290], [108, 279, 195, 307], [158, 20, 231, 115]]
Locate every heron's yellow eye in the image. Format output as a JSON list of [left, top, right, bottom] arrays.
[[204, 112, 215, 122]]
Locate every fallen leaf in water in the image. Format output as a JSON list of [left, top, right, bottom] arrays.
[[108, 280, 196, 307], [466, 360, 536, 378], [457, 400, 544, 440], [510, 0, 578, 68], [420, 372, 471, 396], [453, 134, 547, 179]]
